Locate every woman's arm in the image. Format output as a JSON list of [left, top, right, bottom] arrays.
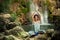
[[32, 13, 35, 22]]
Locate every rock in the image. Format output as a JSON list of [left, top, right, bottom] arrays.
[[6, 22, 17, 30], [7, 26, 24, 36], [6, 26, 29, 37], [46, 29, 54, 37], [0, 15, 16, 32], [36, 34, 47, 40], [3, 35, 23, 40], [51, 31, 60, 40], [46, 29, 54, 33], [0, 17, 7, 32], [3, 14, 11, 19], [20, 31, 29, 38], [9, 35, 23, 40], [0, 33, 5, 40]]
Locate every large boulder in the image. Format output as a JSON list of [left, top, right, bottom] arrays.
[[46, 29, 54, 37], [5, 26, 29, 38], [3, 35, 23, 40], [3, 14, 11, 19]]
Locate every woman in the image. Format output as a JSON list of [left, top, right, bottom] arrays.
[[32, 14, 41, 33]]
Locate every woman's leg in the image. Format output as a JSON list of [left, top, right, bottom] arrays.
[[34, 24, 40, 32]]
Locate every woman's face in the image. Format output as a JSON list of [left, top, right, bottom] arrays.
[[35, 16, 38, 20], [34, 16, 39, 21]]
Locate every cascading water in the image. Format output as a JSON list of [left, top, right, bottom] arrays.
[[44, 6, 48, 24], [30, 0, 44, 24], [42, 5, 49, 24], [30, 0, 50, 31], [30, 0, 49, 24]]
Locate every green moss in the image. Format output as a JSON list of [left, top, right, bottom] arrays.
[[10, 13, 17, 22], [19, 0, 30, 14]]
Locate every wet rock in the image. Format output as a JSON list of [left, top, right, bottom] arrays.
[[6, 22, 17, 30], [0, 13, 18, 32], [7, 26, 29, 37], [4, 26, 23, 36], [46, 29, 54, 37]]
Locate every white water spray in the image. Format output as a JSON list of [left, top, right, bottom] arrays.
[[30, 0, 49, 24]]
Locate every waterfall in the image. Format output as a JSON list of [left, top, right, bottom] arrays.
[[30, 0, 49, 24], [44, 8, 48, 24], [29, 0, 52, 33]]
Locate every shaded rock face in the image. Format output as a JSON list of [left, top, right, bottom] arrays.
[[6, 22, 17, 30], [53, 16, 60, 30], [0, 14, 17, 32], [0, 14, 11, 24], [46, 29, 54, 37], [0, 17, 10, 32], [8, 26, 24, 35], [0, 25, 28, 40], [4, 26, 28, 37], [51, 31, 60, 40], [56, 0, 60, 8], [0, 17, 6, 26], [0, 13, 29, 40]]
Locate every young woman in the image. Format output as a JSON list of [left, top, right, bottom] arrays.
[[32, 14, 41, 33]]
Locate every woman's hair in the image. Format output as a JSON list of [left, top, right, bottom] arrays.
[[34, 14, 40, 18], [34, 14, 40, 21]]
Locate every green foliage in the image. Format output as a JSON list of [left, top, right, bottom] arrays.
[[0, 0, 12, 13], [10, 13, 17, 22], [19, 0, 30, 14], [15, 0, 30, 16], [0, 0, 30, 14]]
